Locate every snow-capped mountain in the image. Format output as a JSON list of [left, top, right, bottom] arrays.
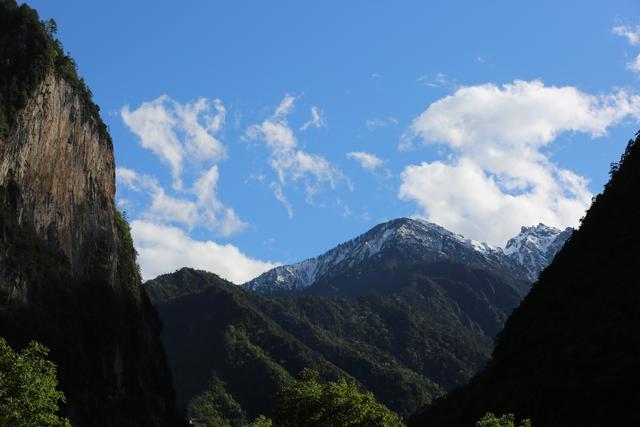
[[503, 223, 573, 281], [243, 218, 573, 294]]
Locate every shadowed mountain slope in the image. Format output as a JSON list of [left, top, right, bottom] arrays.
[[409, 133, 640, 426]]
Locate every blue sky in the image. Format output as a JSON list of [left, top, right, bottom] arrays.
[[27, 0, 640, 282]]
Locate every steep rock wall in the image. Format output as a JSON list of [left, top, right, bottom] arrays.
[[0, 70, 117, 284], [0, 54, 183, 427]]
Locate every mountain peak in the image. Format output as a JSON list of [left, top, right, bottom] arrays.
[[243, 218, 569, 295], [503, 223, 573, 281]]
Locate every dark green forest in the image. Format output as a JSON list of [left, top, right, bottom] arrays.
[[147, 258, 523, 424], [409, 134, 640, 425]]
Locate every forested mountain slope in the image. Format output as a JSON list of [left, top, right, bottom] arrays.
[[150, 258, 523, 424], [409, 134, 640, 426]]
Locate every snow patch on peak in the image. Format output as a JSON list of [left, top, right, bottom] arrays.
[[503, 223, 573, 281], [243, 218, 572, 294]]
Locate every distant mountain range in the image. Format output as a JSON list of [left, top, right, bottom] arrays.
[[244, 218, 572, 295], [146, 219, 571, 425]]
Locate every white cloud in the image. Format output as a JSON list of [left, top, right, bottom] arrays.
[[274, 94, 296, 118], [119, 97, 260, 280], [244, 95, 350, 211], [346, 151, 384, 171], [193, 165, 248, 236], [417, 72, 452, 88], [336, 198, 352, 218], [365, 117, 398, 131], [627, 54, 640, 74], [131, 220, 277, 283], [399, 80, 640, 246], [116, 167, 143, 190], [175, 98, 227, 162], [613, 24, 640, 46], [121, 95, 227, 188], [613, 23, 640, 75], [269, 182, 294, 218], [300, 106, 326, 131], [148, 187, 199, 227], [117, 166, 246, 237]]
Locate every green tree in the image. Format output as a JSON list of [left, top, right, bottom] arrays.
[[273, 369, 404, 427], [0, 337, 70, 427], [187, 373, 247, 427], [476, 412, 532, 427], [245, 415, 273, 427]]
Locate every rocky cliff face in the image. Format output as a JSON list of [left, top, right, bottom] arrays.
[[0, 70, 117, 293], [0, 3, 183, 425]]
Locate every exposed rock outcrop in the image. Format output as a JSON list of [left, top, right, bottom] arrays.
[[0, 2, 183, 425], [0, 70, 116, 282]]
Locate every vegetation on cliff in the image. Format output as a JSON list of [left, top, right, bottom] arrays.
[[0, 0, 108, 141], [0, 1, 183, 425]]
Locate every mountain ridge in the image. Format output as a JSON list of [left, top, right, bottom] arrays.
[[149, 264, 517, 422], [243, 218, 572, 295], [146, 215, 571, 424]]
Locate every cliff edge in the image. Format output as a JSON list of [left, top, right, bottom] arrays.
[[0, 2, 183, 425]]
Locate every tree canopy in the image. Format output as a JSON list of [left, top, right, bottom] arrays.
[[476, 413, 532, 427], [271, 369, 405, 427], [0, 337, 70, 427]]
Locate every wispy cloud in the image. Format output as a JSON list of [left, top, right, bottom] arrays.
[[613, 24, 640, 45], [418, 72, 454, 88], [244, 95, 350, 216], [117, 166, 247, 237], [613, 23, 640, 75], [300, 106, 326, 131], [346, 151, 384, 171], [121, 95, 226, 189], [365, 117, 398, 131], [274, 93, 296, 118], [269, 182, 294, 219]]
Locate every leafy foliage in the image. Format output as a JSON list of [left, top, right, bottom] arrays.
[[244, 415, 273, 427], [150, 258, 522, 420], [0, 0, 109, 141], [271, 369, 404, 427], [0, 337, 70, 427], [476, 413, 531, 427], [187, 373, 247, 427], [410, 134, 640, 426]]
